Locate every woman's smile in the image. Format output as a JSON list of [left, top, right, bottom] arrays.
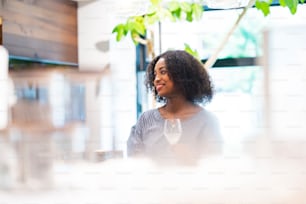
[[155, 84, 164, 92]]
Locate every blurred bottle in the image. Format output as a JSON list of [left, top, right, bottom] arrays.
[[0, 16, 3, 45], [0, 133, 18, 190], [0, 45, 9, 130]]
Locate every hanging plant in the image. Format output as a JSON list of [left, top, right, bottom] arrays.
[[112, 0, 204, 59], [112, 0, 305, 67]]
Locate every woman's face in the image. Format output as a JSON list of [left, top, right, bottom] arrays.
[[153, 58, 178, 98]]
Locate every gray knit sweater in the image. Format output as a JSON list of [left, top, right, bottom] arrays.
[[127, 108, 223, 161]]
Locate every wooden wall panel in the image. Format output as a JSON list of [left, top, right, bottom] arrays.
[[0, 0, 78, 64]]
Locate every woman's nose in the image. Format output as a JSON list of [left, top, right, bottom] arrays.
[[154, 74, 160, 82], [154, 78, 160, 85]]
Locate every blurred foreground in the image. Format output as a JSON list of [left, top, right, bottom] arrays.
[[0, 156, 306, 203]]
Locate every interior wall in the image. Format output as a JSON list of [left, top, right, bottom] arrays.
[[263, 24, 306, 139], [0, 0, 78, 64], [77, 0, 137, 153]]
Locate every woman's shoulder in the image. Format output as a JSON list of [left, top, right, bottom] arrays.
[[139, 108, 160, 118], [203, 108, 217, 117], [195, 108, 220, 124], [137, 108, 161, 125], [195, 107, 216, 118]]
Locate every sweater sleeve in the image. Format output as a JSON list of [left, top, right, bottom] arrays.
[[126, 121, 145, 157]]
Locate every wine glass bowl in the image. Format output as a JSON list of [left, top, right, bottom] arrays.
[[163, 118, 182, 145]]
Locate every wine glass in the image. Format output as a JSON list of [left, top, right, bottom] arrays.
[[163, 118, 182, 145]]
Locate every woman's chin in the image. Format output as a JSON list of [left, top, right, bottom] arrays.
[[157, 92, 166, 97]]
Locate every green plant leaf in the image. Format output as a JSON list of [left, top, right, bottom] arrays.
[[159, 7, 173, 20], [128, 16, 146, 35], [150, 0, 162, 6], [186, 11, 193, 22], [184, 43, 200, 61], [168, 1, 180, 11], [255, 0, 271, 16], [133, 22, 146, 35], [171, 8, 182, 20], [145, 12, 159, 25], [180, 2, 192, 12], [279, 0, 286, 6], [191, 3, 204, 20], [126, 18, 134, 30], [284, 0, 298, 14], [112, 24, 126, 41]]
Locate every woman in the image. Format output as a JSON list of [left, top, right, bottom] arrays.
[[127, 50, 222, 163]]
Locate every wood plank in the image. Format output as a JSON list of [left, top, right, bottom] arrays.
[[5, 34, 77, 63], [23, 0, 78, 14], [6, 44, 77, 64], [0, 9, 77, 34], [3, 20, 77, 46], [0, 0, 78, 64], [5, 33, 77, 56], [2, 0, 77, 27]]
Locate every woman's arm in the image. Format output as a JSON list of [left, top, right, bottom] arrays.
[[127, 124, 145, 157]]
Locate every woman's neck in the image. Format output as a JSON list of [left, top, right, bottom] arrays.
[[165, 97, 190, 113], [159, 96, 201, 119]]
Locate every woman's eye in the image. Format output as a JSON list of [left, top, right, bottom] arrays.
[[161, 70, 167, 75]]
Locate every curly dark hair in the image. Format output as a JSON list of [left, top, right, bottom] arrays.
[[145, 50, 214, 104]]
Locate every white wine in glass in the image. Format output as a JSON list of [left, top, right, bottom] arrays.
[[163, 118, 182, 145]]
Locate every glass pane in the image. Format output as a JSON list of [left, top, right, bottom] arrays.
[[206, 66, 264, 154], [159, 7, 266, 59]]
